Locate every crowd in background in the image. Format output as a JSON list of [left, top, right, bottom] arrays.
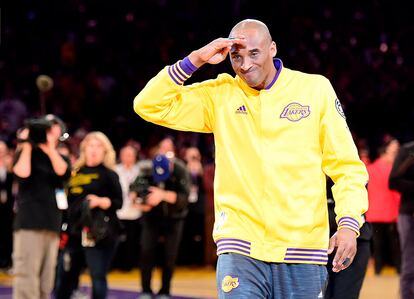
[[1, 0, 414, 156], [0, 134, 216, 269]]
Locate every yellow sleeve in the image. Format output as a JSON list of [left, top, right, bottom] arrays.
[[133, 61, 216, 133], [319, 77, 369, 235]]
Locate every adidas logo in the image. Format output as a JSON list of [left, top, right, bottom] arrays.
[[235, 105, 248, 114]]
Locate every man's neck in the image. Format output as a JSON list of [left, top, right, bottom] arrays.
[[255, 64, 277, 90]]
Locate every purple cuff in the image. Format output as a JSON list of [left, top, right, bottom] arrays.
[[338, 216, 360, 235], [180, 57, 198, 76]]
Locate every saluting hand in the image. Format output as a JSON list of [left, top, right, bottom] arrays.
[[189, 37, 245, 67]]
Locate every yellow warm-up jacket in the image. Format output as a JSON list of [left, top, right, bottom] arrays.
[[134, 58, 368, 265]]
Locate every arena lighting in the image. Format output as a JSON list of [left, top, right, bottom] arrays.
[[36, 75, 53, 92], [36, 75, 53, 115]]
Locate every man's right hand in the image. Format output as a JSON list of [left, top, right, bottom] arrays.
[[188, 37, 245, 68]]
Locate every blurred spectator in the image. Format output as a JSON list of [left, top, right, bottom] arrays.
[[366, 138, 401, 274], [2, 0, 414, 158], [389, 140, 414, 299], [113, 144, 142, 271], [57, 142, 78, 166], [12, 116, 71, 299], [179, 147, 205, 265], [0, 141, 14, 270], [158, 137, 175, 156], [55, 132, 122, 299], [202, 160, 217, 268], [130, 143, 191, 299], [326, 177, 372, 299], [0, 82, 28, 143]]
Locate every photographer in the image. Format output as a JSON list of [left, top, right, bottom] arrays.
[[12, 115, 71, 299], [130, 152, 191, 299]]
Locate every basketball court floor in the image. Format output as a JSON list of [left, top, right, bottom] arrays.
[[0, 261, 399, 299]]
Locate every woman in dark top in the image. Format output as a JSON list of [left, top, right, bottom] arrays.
[[55, 131, 122, 299]]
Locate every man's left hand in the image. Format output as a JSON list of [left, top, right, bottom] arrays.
[[328, 228, 357, 272]]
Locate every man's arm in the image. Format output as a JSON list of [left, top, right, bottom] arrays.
[[319, 77, 369, 272], [39, 144, 68, 176], [133, 38, 245, 133], [38, 129, 69, 176], [13, 128, 32, 178], [13, 143, 32, 178]]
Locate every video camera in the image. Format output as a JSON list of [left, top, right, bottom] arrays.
[[21, 117, 52, 145], [17, 115, 69, 145], [131, 155, 171, 204]]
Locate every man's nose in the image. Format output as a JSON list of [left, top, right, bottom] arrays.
[[241, 58, 252, 71]]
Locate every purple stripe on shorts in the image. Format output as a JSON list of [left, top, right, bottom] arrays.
[[217, 242, 251, 250], [285, 253, 328, 258], [284, 257, 328, 263], [180, 57, 198, 76], [286, 248, 327, 253], [217, 246, 250, 255], [216, 238, 251, 245], [167, 66, 181, 85]]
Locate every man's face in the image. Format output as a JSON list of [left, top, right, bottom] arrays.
[[229, 29, 276, 89]]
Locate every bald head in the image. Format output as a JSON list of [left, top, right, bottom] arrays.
[[230, 19, 272, 45]]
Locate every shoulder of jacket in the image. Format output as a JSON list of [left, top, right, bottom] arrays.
[[103, 167, 119, 179], [173, 158, 187, 170], [197, 73, 236, 88], [286, 68, 329, 83]]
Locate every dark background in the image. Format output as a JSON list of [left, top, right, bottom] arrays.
[[2, 0, 414, 158]]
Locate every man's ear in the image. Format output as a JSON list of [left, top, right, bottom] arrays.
[[271, 41, 277, 57]]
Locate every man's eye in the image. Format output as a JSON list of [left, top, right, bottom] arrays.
[[251, 52, 258, 57], [232, 55, 241, 61]]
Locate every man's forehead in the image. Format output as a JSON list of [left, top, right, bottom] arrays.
[[230, 38, 265, 53], [230, 29, 268, 49], [230, 44, 259, 53]]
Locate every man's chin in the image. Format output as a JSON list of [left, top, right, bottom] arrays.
[[245, 79, 263, 89], [243, 77, 259, 88]]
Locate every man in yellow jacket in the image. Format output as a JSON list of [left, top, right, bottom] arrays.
[[134, 19, 368, 299]]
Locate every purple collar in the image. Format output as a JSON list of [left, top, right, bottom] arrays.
[[265, 58, 283, 90]]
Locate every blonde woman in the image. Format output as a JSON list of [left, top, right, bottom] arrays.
[[55, 132, 122, 299]]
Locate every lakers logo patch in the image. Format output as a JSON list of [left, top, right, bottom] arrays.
[[221, 275, 239, 293], [280, 102, 310, 122]]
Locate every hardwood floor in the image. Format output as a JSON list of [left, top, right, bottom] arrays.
[[0, 262, 399, 298]]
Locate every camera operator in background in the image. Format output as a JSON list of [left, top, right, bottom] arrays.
[[130, 148, 191, 299], [12, 114, 71, 299]]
